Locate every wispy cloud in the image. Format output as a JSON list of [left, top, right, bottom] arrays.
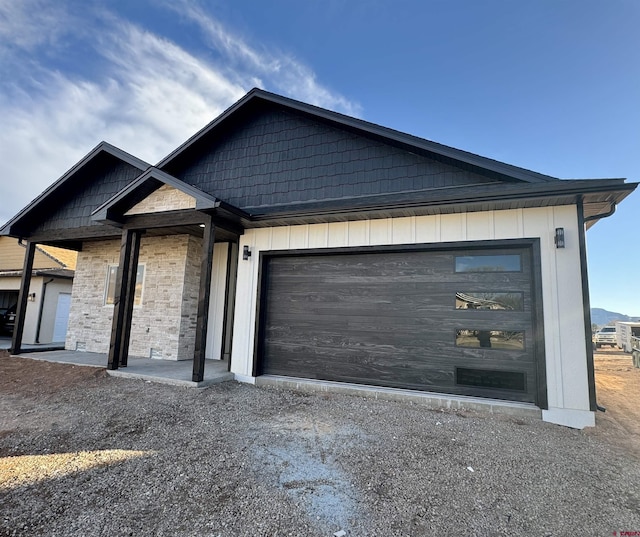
[[169, 0, 361, 116], [0, 0, 360, 225], [0, 0, 77, 56]]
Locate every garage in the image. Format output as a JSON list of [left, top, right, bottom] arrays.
[[257, 242, 547, 406], [0, 290, 18, 311]]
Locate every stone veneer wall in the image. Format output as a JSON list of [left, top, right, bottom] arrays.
[[125, 185, 196, 215], [176, 235, 202, 361], [66, 234, 201, 360], [66, 238, 119, 353]]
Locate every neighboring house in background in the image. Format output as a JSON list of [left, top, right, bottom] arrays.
[[1, 88, 636, 429], [0, 236, 76, 344]]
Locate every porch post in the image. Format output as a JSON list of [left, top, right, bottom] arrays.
[[193, 216, 215, 382], [222, 241, 239, 366], [10, 241, 36, 355], [107, 229, 140, 370], [118, 229, 142, 368]]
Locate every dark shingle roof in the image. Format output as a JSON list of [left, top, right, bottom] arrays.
[[158, 88, 558, 185]]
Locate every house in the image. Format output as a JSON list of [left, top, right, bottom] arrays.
[[0, 236, 76, 344], [1, 88, 636, 428]]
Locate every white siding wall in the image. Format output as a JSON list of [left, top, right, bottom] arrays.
[[206, 243, 229, 360], [230, 206, 594, 427], [37, 279, 74, 344]]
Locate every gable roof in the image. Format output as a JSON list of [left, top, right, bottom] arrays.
[[0, 89, 635, 242], [157, 88, 558, 185], [0, 142, 150, 238], [91, 167, 219, 225]]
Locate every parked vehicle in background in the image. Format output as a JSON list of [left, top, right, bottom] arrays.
[[615, 321, 640, 353], [594, 326, 617, 348], [0, 304, 16, 336], [0, 308, 7, 335]]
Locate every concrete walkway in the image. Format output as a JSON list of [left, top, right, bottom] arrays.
[[14, 349, 233, 388]]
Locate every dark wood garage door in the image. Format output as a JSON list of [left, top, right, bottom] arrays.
[[258, 244, 545, 405]]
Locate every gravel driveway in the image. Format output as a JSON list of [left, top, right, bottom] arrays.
[[1, 354, 639, 536]]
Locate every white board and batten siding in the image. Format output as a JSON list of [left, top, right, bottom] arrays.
[[229, 206, 595, 428], [206, 244, 229, 360]]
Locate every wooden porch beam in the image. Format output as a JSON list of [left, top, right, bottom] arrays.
[[193, 216, 216, 382], [124, 211, 209, 230], [10, 241, 36, 355]]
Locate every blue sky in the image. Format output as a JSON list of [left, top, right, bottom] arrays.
[[0, 0, 638, 315]]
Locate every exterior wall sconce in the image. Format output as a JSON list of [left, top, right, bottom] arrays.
[[28, 292, 36, 302], [554, 228, 565, 249], [242, 245, 252, 260]]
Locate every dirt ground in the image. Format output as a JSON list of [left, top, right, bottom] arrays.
[[0, 351, 106, 397], [1, 348, 639, 536], [1, 347, 638, 451], [585, 346, 640, 459]]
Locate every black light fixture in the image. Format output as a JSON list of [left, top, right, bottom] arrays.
[[243, 245, 252, 260], [554, 227, 565, 249]]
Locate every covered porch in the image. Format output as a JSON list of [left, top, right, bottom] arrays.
[[13, 349, 233, 387], [6, 164, 249, 383]]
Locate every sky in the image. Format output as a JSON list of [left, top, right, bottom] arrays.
[[0, 0, 638, 315]]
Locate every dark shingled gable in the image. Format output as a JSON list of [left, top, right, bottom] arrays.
[[162, 106, 501, 212], [34, 153, 147, 233]]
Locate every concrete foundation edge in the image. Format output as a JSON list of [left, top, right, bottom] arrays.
[[233, 373, 256, 384], [254, 375, 542, 419], [107, 370, 234, 388]]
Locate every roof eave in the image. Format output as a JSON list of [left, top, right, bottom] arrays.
[[243, 179, 637, 227]]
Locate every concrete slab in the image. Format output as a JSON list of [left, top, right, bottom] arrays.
[[13, 350, 233, 388], [0, 337, 64, 351], [257, 375, 542, 419]]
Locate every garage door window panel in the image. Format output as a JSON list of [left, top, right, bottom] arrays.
[[455, 254, 522, 273], [455, 329, 525, 350], [456, 291, 524, 311], [455, 367, 527, 392]]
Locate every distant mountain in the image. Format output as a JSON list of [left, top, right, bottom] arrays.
[[591, 308, 640, 327]]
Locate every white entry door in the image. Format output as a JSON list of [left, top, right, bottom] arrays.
[[53, 293, 72, 342]]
